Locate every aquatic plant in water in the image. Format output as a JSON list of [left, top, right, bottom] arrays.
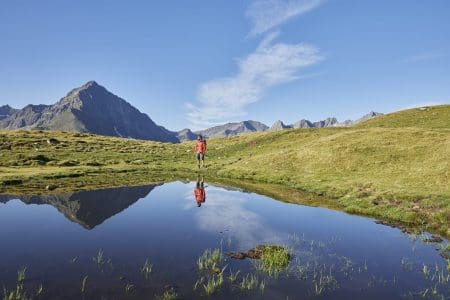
[[141, 258, 153, 279], [155, 288, 178, 300], [124, 283, 135, 295], [197, 248, 223, 272], [239, 273, 262, 291], [2, 268, 28, 300], [92, 249, 105, 266], [203, 272, 224, 296], [227, 269, 240, 283], [252, 245, 291, 278], [80, 276, 88, 294]]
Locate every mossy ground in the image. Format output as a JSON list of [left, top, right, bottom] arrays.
[[0, 105, 449, 237]]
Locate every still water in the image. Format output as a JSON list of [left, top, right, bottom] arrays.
[[0, 181, 448, 299]]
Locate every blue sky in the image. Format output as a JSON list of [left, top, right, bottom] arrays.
[[1, 0, 449, 131]]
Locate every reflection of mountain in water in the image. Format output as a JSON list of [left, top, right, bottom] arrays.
[[0, 185, 159, 229]]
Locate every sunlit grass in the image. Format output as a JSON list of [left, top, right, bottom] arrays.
[[197, 248, 223, 272], [202, 272, 224, 296], [253, 245, 291, 278]]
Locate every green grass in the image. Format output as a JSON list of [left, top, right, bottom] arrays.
[[253, 245, 291, 278], [0, 105, 449, 237], [197, 248, 224, 272], [202, 273, 224, 296], [357, 105, 450, 129], [239, 273, 264, 292]]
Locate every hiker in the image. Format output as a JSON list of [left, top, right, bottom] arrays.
[[194, 135, 207, 168], [194, 176, 206, 207]]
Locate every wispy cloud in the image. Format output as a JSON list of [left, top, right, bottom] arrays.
[[402, 51, 447, 63], [184, 186, 283, 249], [187, 32, 323, 129], [246, 0, 325, 36]]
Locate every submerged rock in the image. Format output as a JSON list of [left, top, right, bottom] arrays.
[[422, 235, 443, 243], [226, 252, 247, 260]]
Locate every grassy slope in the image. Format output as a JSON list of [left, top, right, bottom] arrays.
[[0, 105, 449, 236], [356, 104, 450, 129]]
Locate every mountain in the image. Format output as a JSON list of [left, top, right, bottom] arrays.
[[196, 120, 268, 138], [353, 111, 383, 124], [0, 185, 158, 229], [0, 81, 178, 143], [0, 105, 18, 120], [292, 119, 313, 128], [270, 120, 292, 131], [271, 113, 382, 131], [176, 128, 197, 141]]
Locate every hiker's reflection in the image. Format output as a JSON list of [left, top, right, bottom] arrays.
[[194, 176, 206, 207]]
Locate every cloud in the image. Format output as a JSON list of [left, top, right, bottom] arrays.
[[246, 0, 325, 36], [184, 186, 283, 249], [402, 51, 447, 63], [187, 32, 323, 129]]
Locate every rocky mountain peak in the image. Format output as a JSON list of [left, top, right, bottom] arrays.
[[270, 120, 291, 131]]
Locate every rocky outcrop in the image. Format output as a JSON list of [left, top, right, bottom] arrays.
[[176, 128, 197, 141], [0, 105, 18, 120], [270, 120, 292, 131]]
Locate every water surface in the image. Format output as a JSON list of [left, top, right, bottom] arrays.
[[0, 181, 448, 299]]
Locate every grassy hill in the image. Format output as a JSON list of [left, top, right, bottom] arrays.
[[357, 104, 450, 129], [0, 105, 449, 236]]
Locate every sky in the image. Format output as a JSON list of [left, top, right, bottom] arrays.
[[1, 0, 449, 131]]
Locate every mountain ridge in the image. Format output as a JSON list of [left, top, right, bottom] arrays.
[[1, 80, 383, 142], [0, 81, 178, 142]]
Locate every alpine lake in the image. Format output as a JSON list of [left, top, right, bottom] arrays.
[[0, 180, 449, 299]]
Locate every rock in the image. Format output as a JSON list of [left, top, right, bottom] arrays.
[[46, 185, 57, 191], [226, 252, 247, 260], [270, 120, 291, 131], [439, 252, 450, 260], [422, 235, 443, 243], [195, 120, 268, 139], [47, 138, 60, 145]]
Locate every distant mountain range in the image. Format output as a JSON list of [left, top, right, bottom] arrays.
[[0, 81, 382, 142], [269, 111, 382, 131]]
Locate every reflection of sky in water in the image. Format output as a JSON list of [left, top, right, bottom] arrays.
[[184, 186, 283, 249], [0, 181, 448, 299]]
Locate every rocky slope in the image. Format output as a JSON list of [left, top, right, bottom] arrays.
[[270, 113, 382, 131], [0, 81, 178, 142], [196, 120, 269, 138]]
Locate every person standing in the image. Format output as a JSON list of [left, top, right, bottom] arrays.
[[194, 135, 207, 168]]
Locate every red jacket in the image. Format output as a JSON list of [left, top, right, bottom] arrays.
[[194, 140, 206, 154], [194, 188, 206, 202]]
